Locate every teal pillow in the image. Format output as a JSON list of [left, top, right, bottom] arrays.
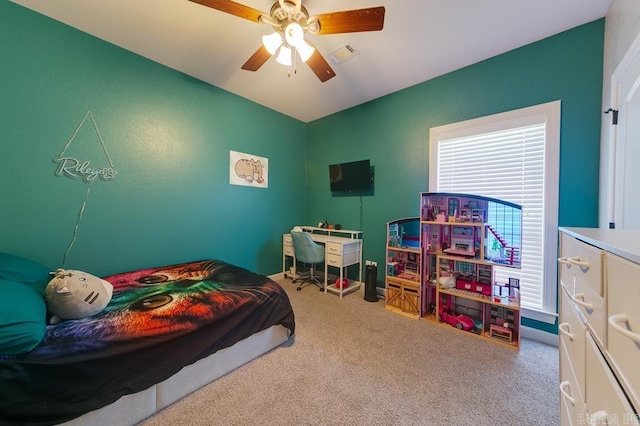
[[0, 252, 52, 295], [0, 279, 47, 355]]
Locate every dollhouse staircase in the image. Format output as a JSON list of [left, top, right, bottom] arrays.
[[486, 225, 519, 265]]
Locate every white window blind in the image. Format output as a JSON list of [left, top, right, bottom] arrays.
[[429, 101, 560, 322]]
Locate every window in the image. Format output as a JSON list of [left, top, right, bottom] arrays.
[[429, 101, 560, 323]]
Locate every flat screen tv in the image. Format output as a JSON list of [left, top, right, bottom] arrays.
[[329, 159, 372, 192]]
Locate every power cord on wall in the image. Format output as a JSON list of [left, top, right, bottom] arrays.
[[359, 195, 364, 231], [62, 181, 94, 268]]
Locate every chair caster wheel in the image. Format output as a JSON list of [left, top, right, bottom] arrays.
[[319, 287, 324, 292]]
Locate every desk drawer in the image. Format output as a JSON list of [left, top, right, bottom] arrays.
[[283, 246, 294, 257], [326, 253, 342, 267], [326, 242, 343, 255], [327, 252, 359, 268], [606, 252, 640, 411], [283, 234, 293, 247], [326, 240, 360, 256], [559, 284, 587, 399]]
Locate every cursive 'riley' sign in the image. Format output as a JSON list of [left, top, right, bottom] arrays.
[[54, 157, 117, 182], [54, 111, 117, 184]]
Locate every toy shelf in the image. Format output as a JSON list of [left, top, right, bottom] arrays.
[[438, 287, 520, 310], [385, 217, 422, 317], [386, 246, 421, 254]]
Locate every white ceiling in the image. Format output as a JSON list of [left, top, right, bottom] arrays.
[[12, 0, 611, 122]]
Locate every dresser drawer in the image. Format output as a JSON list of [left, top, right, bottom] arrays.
[[560, 338, 586, 426], [559, 284, 586, 399], [560, 397, 574, 426], [560, 233, 604, 296], [606, 252, 640, 411], [559, 234, 606, 346], [585, 334, 639, 425]]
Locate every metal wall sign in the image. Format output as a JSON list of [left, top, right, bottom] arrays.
[[53, 110, 117, 183]]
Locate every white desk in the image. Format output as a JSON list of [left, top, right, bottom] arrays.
[[283, 227, 363, 298]]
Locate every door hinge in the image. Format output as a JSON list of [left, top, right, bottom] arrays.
[[604, 108, 618, 125]]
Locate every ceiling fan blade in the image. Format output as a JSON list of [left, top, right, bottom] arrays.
[[188, 0, 265, 23], [314, 6, 385, 35], [241, 45, 272, 71], [306, 47, 336, 83]]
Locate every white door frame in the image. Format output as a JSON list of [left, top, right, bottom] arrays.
[[609, 31, 640, 228]]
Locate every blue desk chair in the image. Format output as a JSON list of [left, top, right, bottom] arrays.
[[290, 231, 325, 292]]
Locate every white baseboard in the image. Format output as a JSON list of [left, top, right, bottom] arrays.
[[521, 326, 558, 347]]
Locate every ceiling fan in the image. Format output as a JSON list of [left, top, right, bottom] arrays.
[[188, 0, 385, 82]]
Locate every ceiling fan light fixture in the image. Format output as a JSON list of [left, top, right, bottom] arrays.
[[306, 18, 320, 34], [284, 22, 304, 47], [296, 39, 315, 62], [276, 45, 292, 66], [262, 32, 283, 55]]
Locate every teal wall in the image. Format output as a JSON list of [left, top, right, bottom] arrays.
[[0, 2, 306, 276], [305, 20, 604, 333], [1, 3, 604, 334]]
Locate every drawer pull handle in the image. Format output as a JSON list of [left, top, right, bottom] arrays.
[[571, 293, 594, 311], [589, 410, 608, 425], [559, 380, 575, 405], [609, 314, 640, 344], [557, 256, 591, 269], [558, 322, 574, 340]]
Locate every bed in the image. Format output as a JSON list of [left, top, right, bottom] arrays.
[[0, 258, 295, 426]]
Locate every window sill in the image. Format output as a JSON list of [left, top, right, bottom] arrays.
[[522, 307, 558, 324]]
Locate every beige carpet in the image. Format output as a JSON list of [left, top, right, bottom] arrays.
[[139, 279, 559, 425]]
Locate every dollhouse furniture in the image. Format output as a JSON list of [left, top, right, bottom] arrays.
[[558, 228, 640, 424], [489, 324, 513, 343], [385, 193, 523, 349]]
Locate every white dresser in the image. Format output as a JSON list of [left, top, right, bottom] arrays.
[[559, 227, 640, 425]]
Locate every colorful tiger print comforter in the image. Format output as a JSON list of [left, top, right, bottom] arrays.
[[0, 259, 295, 426]]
